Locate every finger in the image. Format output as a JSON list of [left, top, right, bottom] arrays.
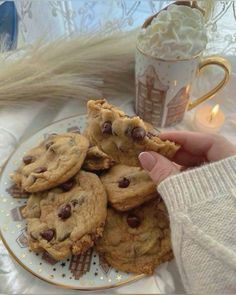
[[139, 151, 179, 184], [172, 149, 206, 166], [159, 131, 214, 156], [207, 137, 236, 161], [161, 131, 236, 161]]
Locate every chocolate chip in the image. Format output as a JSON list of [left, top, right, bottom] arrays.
[[40, 229, 55, 241], [127, 215, 141, 228], [34, 167, 47, 173], [118, 177, 130, 188], [101, 121, 112, 135], [23, 155, 34, 165], [60, 179, 75, 191], [45, 141, 54, 149], [58, 204, 71, 220], [131, 127, 146, 140]]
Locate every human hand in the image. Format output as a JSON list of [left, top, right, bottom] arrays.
[[139, 131, 236, 184]]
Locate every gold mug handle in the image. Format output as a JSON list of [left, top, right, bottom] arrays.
[[188, 56, 231, 111]]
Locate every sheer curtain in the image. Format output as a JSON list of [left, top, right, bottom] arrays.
[[205, 1, 236, 55], [14, 1, 170, 44], [15, 0, 168, 43], [14, 0, 236, 57]]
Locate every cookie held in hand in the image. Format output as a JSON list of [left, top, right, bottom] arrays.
[[84, 99, 179, 166]]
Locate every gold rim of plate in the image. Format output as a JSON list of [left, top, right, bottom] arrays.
[[0, 113, 146, 290]]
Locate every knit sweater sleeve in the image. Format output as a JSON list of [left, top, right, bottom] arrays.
[[158, 156, 236, 294]]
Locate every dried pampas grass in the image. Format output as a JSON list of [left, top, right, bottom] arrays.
[[0, 29, 138, 106]]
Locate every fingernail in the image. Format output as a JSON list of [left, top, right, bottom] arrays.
[[139, 152, 157, 172]]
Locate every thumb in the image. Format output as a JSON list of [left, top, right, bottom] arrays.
[[139, 151, 179, 184]]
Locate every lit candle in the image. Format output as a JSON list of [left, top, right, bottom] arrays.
[[193, 104, 225, 134]]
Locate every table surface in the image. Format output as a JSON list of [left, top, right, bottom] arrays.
[[0, 58, 236, 294]]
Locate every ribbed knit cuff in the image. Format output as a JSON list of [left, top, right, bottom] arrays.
[[158, 156, 236, 213]]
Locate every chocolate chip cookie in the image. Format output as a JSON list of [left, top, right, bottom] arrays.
[[96, 199, 173, 274], [24, 171, 107, 260], [84, 99, 179, 166], [100, 164, 157, 211], [82, 146, 115, 171], [11, 133, 89, 193]]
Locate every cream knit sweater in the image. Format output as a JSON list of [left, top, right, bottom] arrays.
[[158, 156, 236, 294]]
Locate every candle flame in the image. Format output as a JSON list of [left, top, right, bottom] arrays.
[[209, 104, 219, 122]]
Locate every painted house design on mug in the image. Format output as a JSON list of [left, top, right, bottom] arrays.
[[136, 65, 169, 127], [165, 86, 189, 126]]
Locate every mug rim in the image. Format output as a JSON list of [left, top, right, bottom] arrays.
[[136, 44, 203, 62]]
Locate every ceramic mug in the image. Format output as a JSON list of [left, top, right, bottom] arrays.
[[135, 16, 231, 128]]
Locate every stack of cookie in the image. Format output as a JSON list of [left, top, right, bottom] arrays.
[[11, 99, 179, 274]]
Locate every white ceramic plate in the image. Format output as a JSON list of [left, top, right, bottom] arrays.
[[0, 115, 144, 290]]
